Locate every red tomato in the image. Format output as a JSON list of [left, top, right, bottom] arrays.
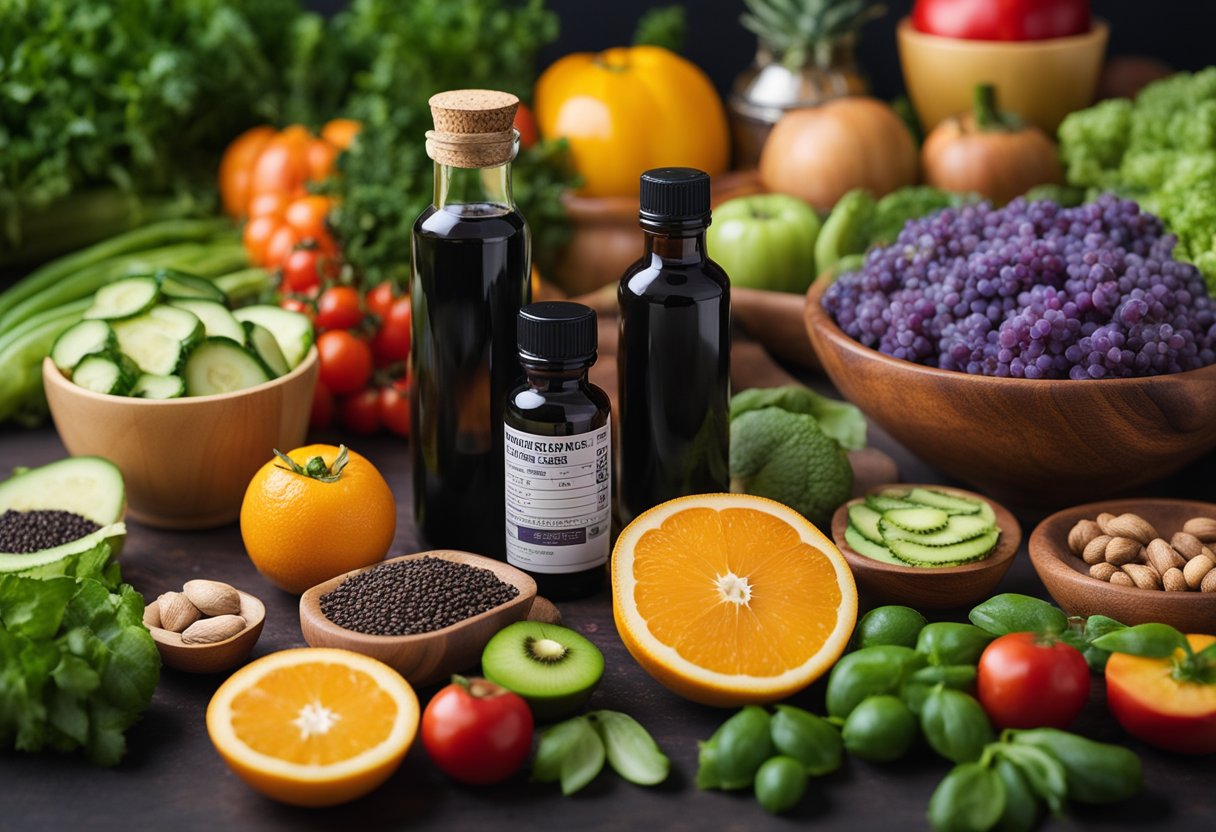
[[279, 296, 314, 321], [316, 330, 373, 396], [371, 297, 411, 367], [284, 194, 332, 241], [241, 214, 280, 265], [912, 0, 1090, 41], [365, 280, 396, 320], [315, 285, 364, 331], [1105, 633, 1216, 755], [378, 381, 411, 438], [514, 103, 539, 150], [309, 380, 334, 430], [337, 387, 382, 435], [282, 247, 328, 294], [263, 225, 300, 270], [421, 676, 534, 785], [977, 632, 1091, 729]]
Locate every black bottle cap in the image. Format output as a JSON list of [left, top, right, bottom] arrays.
[[639, 167, 711, 224], [517, 301, 598, 364]]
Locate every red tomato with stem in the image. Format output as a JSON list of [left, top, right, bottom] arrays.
[[281, 247, 332, 294], [309, 380, 334, 430], [371, 297, 411, 367], [977, 632, 1091, 729], [912, 0, 1090, 41], [365, 280, 396, 320], [378, 381, 411, 438], [1105, 633, 1216, 755], [316, 330, 373, 396], [315, 285, 364, 331], [421, 676, 534, 785], [337, 387, 382, 435]]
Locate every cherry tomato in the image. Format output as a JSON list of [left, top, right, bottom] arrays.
[[282, 247, 329, 294], [337, 387, 382, 435], [249, 124, 312, 201], [306, 138, 339, 182], [219, 125, 275, 218], [315, 285, 364, 331], [284, 194, 332, 241], [421, 676, 534, 785], [321, 118, 362, 151], [279, 296, 314, 321], [248, 191, 289, 220], [241, 214, 280, 265], [371, 297, 411, 367], [977, 632, 1090, 729], [365, 280, 396, 320], [378, 381, 411, 438], [309, 380, 334, 430], [514, 103, 539, 150], [263, 225, 300, 270], [1105, 633, 1216, 755], [316, 330, 373, 396]]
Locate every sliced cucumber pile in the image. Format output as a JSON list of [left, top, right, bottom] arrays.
[[845, 487, 1001, 568], [54, 272, 312, 399]]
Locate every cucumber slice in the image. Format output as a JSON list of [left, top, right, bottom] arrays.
[[888, 530, 1000, 567], [232, 305, 314, 369], [879, 514, 994, 547], [72, 353, 139, 396], [847, 503, 885, 545], [170, 299, 244, 342], [845, 524, 908, 566], [884, 507, 950, 533], [145, 305, 204, 347], [906, 488, 982, 515], [243, 321, 290, 377], [156, 268, 226, 303], [50, 319, 117, 372], [131, 373, 185, 400], [183, 337, 271, 395], [112, 317, 188, 376], [866, 494, 920, 512], [83, 276, 161, 321], [976, 499, 996, 527]]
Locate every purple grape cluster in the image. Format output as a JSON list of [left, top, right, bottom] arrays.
[[822, 195, 1216, 379]]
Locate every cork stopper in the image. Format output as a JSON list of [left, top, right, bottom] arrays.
[[426, 89, 520, 168]]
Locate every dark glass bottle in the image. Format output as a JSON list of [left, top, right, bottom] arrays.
[[504, 302, 611, 600], [618, 168, 730, 527], [411, 91, 531, 559]]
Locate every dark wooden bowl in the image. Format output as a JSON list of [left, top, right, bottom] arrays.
[[805, 279, 1216, 506], [830, 484, 1021, 609], [1029, 498, 1216, 632], [147, 591, 266, 674], [299, 550, 537, 687]]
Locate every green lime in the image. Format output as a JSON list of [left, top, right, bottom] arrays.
[[842, 695, 917, 762], [754, 755, 809, 815], [854, 606, 928, 649]]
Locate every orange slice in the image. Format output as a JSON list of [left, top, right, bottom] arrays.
[[612, 493, 858, 706], [206, 648, 419, 807]]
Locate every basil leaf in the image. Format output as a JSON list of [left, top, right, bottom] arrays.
[[1008, 728, 1142, 804], [589, 710, 669, 786], [927, 762, 1007, 832], [770, 705, 843, 777], [992, 757, 1041, 832], [1092, 623, 1188, 658], [994, 743, 1068, 816], [712, 705, 774, 790], [696, 741, 721, 790], [1195, 641, 1216, 666], [920, 688, 995, 764], [558, 717, 605, 795], [969, 594, 1068, 636], [532, 717, 588, 784], [1083, 614, 1127, 641]]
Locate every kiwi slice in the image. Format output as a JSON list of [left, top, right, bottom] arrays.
[[848, 503, 885, 545], [481, 621, 604, 722], [845, 524, 907, 566], [866, 494, 920, 512], [905, 488, 982, 515], [879, 513, 993, 547], [887, 530, 1001, 567]]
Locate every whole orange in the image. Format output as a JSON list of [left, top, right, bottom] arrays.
[[241, 444, 396, 594]]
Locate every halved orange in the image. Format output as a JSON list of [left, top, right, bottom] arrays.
[[206, 648, 419, 807], [612, 493, 858, 706]]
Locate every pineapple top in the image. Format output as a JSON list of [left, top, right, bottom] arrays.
[[741, 0, 885, 68]]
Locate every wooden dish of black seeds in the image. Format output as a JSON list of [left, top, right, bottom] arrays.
[[298, 550, 538, 687]]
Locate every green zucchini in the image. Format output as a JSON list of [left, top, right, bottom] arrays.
[[183, 338, 271, 396], [50, 319, 117, 373], [83, 276, 161, 322]]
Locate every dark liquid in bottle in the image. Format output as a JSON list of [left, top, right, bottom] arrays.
[[617, 258, 730, 526], [411, 204, 530, 558]]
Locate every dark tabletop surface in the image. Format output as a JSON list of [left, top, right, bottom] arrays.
[[3, 373, 1215, 832]]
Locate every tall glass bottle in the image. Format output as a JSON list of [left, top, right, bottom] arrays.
[[411, 90, 531, 559], [617, 168, 730, 527]]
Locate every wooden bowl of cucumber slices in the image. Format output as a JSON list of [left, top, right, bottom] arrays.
[[43, 274, 318, 530], [830, 484, 1022, 610]]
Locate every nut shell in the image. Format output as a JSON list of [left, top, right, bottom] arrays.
[[1122, 563, 1162, 591], [158, 591, 201, 633], [1068, 520, 1103, 556], [183, 579, 241, 616], [1184, 554, 1215, 590], [1103, 513, 1158, 545], [1104, 537, 1143, 567], [142, 601, 161, 629], [1183, 517, 1216, 543], [1145, 539, 1186, 576], [1082, 534, 1112, 565], [181, 614, 246, 645]]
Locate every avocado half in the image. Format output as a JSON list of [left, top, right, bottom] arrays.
[[0, 456, 127, 574]]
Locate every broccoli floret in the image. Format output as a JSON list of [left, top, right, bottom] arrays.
[[1058, 98, 1133, 189], [730, 385, 866, 451]]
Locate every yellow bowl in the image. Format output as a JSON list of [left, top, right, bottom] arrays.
[[43, 349, 317, 530], [897, 17, 1109, 134]]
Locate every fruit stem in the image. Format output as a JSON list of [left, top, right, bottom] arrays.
[[972, 83, 1022, 133], [273, 445, 349, 483]]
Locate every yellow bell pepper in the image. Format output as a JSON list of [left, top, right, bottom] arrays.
[[535, 46, 730, 198]]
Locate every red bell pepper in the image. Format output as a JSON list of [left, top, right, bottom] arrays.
[[912, 0, 1090, 41]]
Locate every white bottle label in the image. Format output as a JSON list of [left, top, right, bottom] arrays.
[[504, 423, 611, 574]]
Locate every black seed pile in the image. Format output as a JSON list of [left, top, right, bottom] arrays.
[[0, 509, 101, 553], [320, 556, 520, 636]]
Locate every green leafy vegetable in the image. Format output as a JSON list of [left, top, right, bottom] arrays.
[[729, 385, 866, 451], [588, 710, 669, 786], [969, 594, 1068, 637], [532, 716, 604, 795], [633, 5, 687, 52], [927, 762, 1006, 832]]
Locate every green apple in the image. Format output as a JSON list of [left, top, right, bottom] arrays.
[[707, 194, 821, 293]]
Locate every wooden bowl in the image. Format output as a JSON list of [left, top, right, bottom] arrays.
[[147, 591, 266, 674], [43, 349, 317, 530], [733, 286, 820, 369], [299, 550, 538, 687], [831, 484, 1021, 609], [897, 17, 1109, 133], [805, 280, 1216, 506], [1029, 499, 1216, 633]]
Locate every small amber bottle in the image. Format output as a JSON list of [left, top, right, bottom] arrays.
[[504, 302, 611, 600]]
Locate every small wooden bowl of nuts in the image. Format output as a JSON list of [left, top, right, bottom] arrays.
[[1029, 500, 1216, 633], [144, 579, 266, 673]]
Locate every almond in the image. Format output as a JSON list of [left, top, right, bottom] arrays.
[[1204, 569, 1216, 593], [183, 579, 241, 616], [1095, 512, 1118, 533], [1184, 554, 1215, 590], [158, 591, 201, 633], [1163, 568, 1187, 592], [1089, 562, 1118, 582], [1145, 539, 1186, 576], [181, 614, 246, 645], [1110, 571, 1135, 587], [1103, 513, 1158, 545], [142, 600, 161, 629], [1068, 520, 1103, 556], [1104, 537, 1143, 567], [1171, 532, 1206, 560], [1082, 534, 1113, 565], [1123, 563, 1162, 590], [1183, 517, 1216, 543]]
